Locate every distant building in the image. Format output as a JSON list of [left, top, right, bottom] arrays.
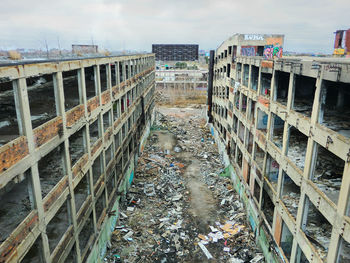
[[72, 44, 98, 54], [334, 29, 350, 56], [152, 44, 199, 61]]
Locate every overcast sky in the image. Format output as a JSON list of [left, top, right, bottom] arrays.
[[1, 0, 349, 53]]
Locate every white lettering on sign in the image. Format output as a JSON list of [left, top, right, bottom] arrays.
[[244, 34, 264, 41]]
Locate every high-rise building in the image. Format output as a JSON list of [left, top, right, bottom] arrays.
[[152, 44, 199, 61]]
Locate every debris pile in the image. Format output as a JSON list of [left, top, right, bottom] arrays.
[[105, 106, 263, 262]]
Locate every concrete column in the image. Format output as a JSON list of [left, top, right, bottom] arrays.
[[13, 75, 51, 262]]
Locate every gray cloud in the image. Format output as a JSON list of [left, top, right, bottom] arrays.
[[0, 0, 349, 53]]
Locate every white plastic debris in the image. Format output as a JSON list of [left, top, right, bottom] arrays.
[[198, 242, 213, 259]]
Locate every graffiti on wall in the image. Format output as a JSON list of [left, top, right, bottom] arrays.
[[241, 46, 257, 56], [244, 34, 264, 41], [263, 44, 283, 59]]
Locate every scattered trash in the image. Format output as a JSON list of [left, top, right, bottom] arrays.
[[104, 107, 263, 262]]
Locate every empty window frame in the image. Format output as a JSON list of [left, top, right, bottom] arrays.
[[337, 237, 350, 262], [310, 143, 345, 205], [286, 126, 308, 171], [78, 213, 94, 259], [26, 74, 57, 129], [262, 188, 274, 227], [46, 200, 70, 253], [250, 66, 259, 91], [266, 154, 280, 190], [99, 64, 108, 92], [301, 196, 332, 260], [95, 190, 106, 222], [0, 80, 20, 146], [74, 174, 90, 214], [84, 66, 96, 99], [241, 94, 247, 114], [0, 169, 33, 242], [62, 70, 80, 111], [254, 143, 265, 170], [257, 108, 268, 135], [293, 75, 316, 118], [260, 72, 272, 97], [280, 221, 293, 260], [238, 121, 245, 143], [274, 71, 290, 106], [89, 118, 100, 146], [243, 64, 249, 87], [92, 154, 103, 185], [103, 110, 112, 133], [69, 127, 86, 167], [280, 171, 300, 219], [319, 80, 350, 138], [38, 143, 65, 198], [270, 113, 284, 149]]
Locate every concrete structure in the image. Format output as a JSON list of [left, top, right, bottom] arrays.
[[208, 33, 350, 262], [334, 29, 350, 57], [0, 54, 155, 262], [155, 69, 208, 91], [72, 45, 98, 54], [152, 44, 199, 61]]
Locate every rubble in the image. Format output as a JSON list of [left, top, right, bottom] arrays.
[[105, 106, 263, 262]]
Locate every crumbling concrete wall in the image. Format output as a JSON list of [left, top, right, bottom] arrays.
[[0, 54, 156, 263], [209, 33, 350, 263]]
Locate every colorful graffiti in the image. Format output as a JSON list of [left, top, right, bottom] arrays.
[[263, 44, 283, 59], [241, 46, 256, 56]]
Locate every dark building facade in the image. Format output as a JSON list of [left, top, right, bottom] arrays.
[[152, 44, 199, 61]]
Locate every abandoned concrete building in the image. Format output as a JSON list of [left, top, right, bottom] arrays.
[[207, 33, 350, 262], [0, 54, 155, 262]]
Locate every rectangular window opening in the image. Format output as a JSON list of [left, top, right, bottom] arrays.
[[260, 72, 272, 97], [62, 70, 80, 111], [0, 169, 33, 242], [69, 127, 86, 167], [0, 80, 20, 146], [293, 75, 316, 118], [254, 143, 265, 170], [103, 110, 111, 133], [270, 113, 284, 149], [275, 71, 290, 106], [266, 154, 279, 190], [243, 64, 249, 87], [281, 221, 293, 260], [92, 154, 103, 185], [311, 143, 344, 206], [78, 212, 94, 258], [262, 187, 274, 227], [281, 171, 300, 219], [302, 197, 332, 260], [250, 66, 259, 91], [74, 174, 90, 214], [27, 74, 56, 129], [257, 108, 268, 135], [38, 143, 65, 198], [84, 66, 96, 99], [287, 126, 308, 171], [320, 80, 350, 138], [47, 200, 70, 253], [89, 118, 100, 146], [99, 64, 108, 92]]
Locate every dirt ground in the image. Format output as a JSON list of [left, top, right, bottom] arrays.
[[105, 105, 263, 263]]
